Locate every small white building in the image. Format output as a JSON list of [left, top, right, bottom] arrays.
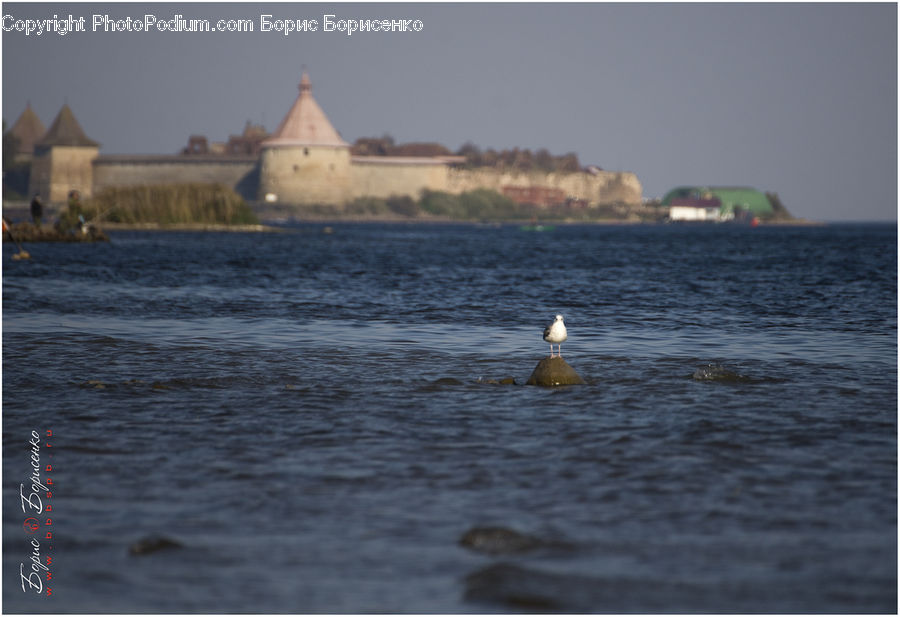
[[669, 204, 721, 221], [668, 196, 725, 222]]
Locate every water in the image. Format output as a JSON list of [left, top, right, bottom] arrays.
[[2, 222, 896, 612]]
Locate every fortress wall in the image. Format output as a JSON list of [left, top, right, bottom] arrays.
[[445, 168, 643, 206], [81, 152, 644, 210], [348, 158, 448, 201], [93, 156, 259, 200], [30, 146, 100, 203], [259, 147, 351, 205]]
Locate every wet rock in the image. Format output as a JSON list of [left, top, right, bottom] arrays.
[[459, 526, 543, 555], [464, 563, 580, 611], [526, 356, 586, 387], [420, 377, 466, 391], [692, 363, 753, 383], [464, 562, 715, 612], [128, 535, 183, 556], [476, 376, 517, 385]]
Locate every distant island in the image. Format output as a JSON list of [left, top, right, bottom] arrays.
[[2, 71, 647, 224], [3, 69, 797, 228]]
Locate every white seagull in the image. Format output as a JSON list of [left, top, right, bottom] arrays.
[[543, 314, 568, 358]]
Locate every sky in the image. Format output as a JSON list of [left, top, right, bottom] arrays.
[[1, 2, 897, 221]]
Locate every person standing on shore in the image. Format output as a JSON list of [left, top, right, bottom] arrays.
[[30, 193, 43, 227]]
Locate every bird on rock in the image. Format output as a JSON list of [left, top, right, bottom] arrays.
[[543, 314, 567, 358]]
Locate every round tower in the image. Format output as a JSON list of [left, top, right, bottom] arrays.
[[259, 71, 351, 206]]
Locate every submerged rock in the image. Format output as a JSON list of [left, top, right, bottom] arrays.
[[463, 562, 721, 612], [128, 535, 183, 556], [692, 363, 753, 383], [419, 377, 466, 392], [464, 562, 610, 611], [476, 376, 517, 385], [465, 563, 563, 610], [526, 356, 586, 387], [459, 526, 543, 555]]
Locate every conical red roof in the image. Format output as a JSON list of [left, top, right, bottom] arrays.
[[262, 72, 348, 148]]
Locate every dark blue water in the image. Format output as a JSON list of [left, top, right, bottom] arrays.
[[3, 223, 896, 612]]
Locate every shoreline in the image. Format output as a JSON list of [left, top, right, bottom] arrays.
[[250, 216, 827, 227], [98, 222, 281, 232], [0, 200, 839, 229]]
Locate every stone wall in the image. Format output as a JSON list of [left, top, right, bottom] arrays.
[[39, 150, 644, 210], [93, 155, 259, 200], [445, 168, 642, 206], [348, 157, 448, 201]]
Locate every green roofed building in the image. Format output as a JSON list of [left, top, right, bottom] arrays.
[[661, 186, 774, 218]]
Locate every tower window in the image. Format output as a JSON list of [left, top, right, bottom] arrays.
[[303, 148, 309, 156]]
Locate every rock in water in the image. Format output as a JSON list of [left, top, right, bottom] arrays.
[[459, 526, 542, 555], [692, 363, 751, 382], [463, 562, 718, 612], [464, 563, 562, 610], [526, 356, 585, 387], [128, 535, 183, 556]]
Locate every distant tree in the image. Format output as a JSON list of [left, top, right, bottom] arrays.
[[386, 195, 419, 217], [392, 142, 452, 157], [534, 148, 554, 172], [420, 190, 459, 216], [421, 139, 589, 174], [500, 148, 517, 168], [345, 196, 389, 216], [456, 142, 482, 167], [351, 134, 395, 156], [513, 149, 533, 171], [456, 142, 480, 157], [555, 153, 581, 173]]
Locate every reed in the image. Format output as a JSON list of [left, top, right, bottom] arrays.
[[83, 183, 258, 225]]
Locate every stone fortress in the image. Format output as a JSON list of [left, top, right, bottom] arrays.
[[11, 70, 643, 211]]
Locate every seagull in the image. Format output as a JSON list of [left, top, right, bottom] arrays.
[[543, 314, 568, 358]]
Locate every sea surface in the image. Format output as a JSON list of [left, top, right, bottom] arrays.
[[2, 222, 896, 613]]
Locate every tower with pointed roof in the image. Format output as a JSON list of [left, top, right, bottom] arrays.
[[28, 104, 100, 202], [7, 103, 46, 163], [258, 71, 352, 205]]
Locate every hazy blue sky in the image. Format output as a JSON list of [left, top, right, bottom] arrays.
[[2, 2, 897, 221]]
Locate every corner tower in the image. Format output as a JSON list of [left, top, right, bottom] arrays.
[[259, 71, 351, 206], [28, 104, 99, 202], [8, 103, 46, 164]]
